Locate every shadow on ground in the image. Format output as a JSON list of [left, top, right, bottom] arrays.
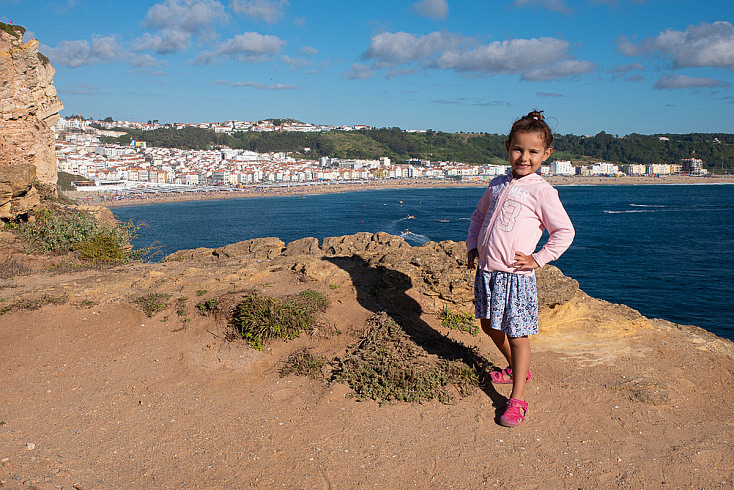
[[324, 255, 506, 408]]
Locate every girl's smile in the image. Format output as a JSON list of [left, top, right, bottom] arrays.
[[505, 131, 553, 179]]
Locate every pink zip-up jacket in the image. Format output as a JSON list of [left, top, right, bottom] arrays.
[[467, 173, 574, 275]]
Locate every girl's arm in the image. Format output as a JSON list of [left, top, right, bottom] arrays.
[[531, 187, 575, 268], [466, 186, 492, 252]]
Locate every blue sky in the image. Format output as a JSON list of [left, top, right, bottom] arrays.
[[2, 0, 733, 135]]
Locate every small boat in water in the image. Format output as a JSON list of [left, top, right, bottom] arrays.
[[406, 215, 415, 220]]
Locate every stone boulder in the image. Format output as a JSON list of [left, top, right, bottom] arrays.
[[0, 163, 39, 219]]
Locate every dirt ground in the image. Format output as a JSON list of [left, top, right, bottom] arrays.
[[1, 236, 733, 488]]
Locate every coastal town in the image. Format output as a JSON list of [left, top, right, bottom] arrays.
[[55, 117, 711, 203]]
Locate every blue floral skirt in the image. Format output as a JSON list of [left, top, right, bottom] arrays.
[[474, 269, 539, 338]]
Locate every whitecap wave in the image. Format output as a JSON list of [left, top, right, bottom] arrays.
[[400, 231, 431, 245]]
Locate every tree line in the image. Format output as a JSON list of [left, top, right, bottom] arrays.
[[98, 127, 734, 172]]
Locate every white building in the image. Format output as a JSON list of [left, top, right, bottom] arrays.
[[590, 162, 620, 175], [550, 160, 574, 175], [620, 164, 646, 175], [646, 164, 672, 175]]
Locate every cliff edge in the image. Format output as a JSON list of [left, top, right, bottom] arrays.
[[0, 233, 732, 487], [0, 22, 62, 205]]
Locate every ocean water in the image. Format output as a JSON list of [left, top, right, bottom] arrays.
[[113, 184, 734, 341]]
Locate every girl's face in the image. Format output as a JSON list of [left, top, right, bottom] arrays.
[[505, 131, 552, 179]]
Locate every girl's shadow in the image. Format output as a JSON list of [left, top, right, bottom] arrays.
[[324, 255, 506, 408]]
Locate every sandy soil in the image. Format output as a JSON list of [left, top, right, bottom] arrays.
[[0, 233, 732, 488], [65, 174, 734, 208]]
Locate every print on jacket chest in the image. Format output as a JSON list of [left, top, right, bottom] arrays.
[[496, 187, 530, 232]]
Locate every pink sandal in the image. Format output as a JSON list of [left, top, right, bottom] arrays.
[[488, 367, 531, 385], [500, 398, 528, 427]]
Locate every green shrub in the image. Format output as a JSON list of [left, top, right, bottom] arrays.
[[133, 293, 170, 317], [230, 290, 327, 350], [73, 234, 127, 263], [18, 205, 152, 264], [332, 313, 480, 405], [20, 207, 99, 254], [195, 298, 218, 313], [279, 349, 326, 378], [440, 308, 479, 336]]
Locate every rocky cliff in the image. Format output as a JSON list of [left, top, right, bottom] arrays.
[[0, 23, 62, 202], [1, 231, 733, 487]]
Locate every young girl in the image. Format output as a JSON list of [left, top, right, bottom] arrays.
[[466, 110, 574, 427]]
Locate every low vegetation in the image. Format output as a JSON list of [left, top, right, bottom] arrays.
[[0, 257, 32, 279], [56, 171, 90, 192], [331, 313, 480, 405], [230, 290, 328, 350], [16, 204, 152, 265], [0, 22, 25, 38], [195, 298, 218, 314], [133, 293, 170, 318], [440, 308, 479, 336], [279, 349, 327, 378], [0, 294, 68, 316]]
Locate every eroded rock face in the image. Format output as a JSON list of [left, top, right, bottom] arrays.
[[0, 24, 62, 192], [0, 163, 39, 219], [166, 232, 580, 311]]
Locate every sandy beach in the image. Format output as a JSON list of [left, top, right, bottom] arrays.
[[65, 174, 734, 208]]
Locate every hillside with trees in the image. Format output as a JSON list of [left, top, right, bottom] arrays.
[[99, 127, 734, 172]]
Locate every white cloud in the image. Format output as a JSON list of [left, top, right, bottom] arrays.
[[411, 0, 449, 20], [363, 31, 465, 65], [216, 80, 298, 89], [52, 0, 78, 15], [361, 30, 594, 80], [386, 67, 419, 79], [617, 21, 734, 70], [653, 74, 729, 90], [136, 0, 227, 54], [144, 0, 227, 33], [521, 59, 596, 81], [134, 30, 192, 55], [300, 46, 318, 56], [433, 37, 569, 73], [128, 53, 160, 67], [42, 35, 121, 68], [230, 0, 288, 23], [537, 91, 564, 97], [192, 32, 285, 64], [345, 63, 375, 80], [281, 55, 314, 69], [610, 62, 645, 79], [513, 0, 570, 14], [61, 84, 101, 95]]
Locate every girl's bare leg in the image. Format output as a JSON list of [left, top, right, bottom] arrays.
[[481, 319, 512, 366], [508, 335, 530, 401]]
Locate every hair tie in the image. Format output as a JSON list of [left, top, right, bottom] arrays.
[[533, 116, 538, 120]]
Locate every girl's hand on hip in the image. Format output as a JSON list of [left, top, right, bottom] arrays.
[[467, 248, 478, 269], [513, 252, 539, 270]]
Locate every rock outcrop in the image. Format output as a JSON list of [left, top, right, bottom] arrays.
[[0, 162, 39, 219], [167, 232, 580, 311], [0, 23, 62, 195]]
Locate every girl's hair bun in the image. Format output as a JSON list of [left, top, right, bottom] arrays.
[[525, 110, 544, 121], [508, 109, 553, 148]]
